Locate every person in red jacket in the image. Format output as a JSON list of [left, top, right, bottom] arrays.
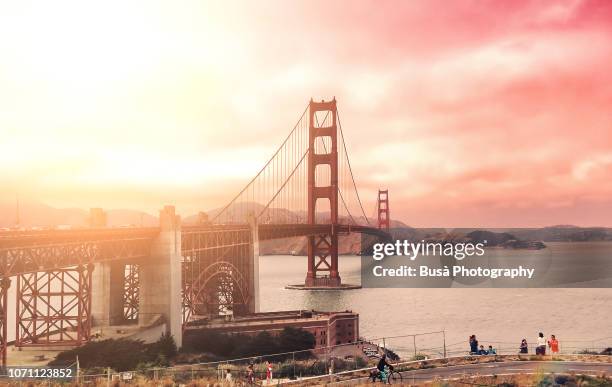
[[265, 361, 273, 384], [548, 334, 559, 354]]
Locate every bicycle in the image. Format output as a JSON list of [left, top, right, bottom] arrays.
[[370, 365, 403, 384]]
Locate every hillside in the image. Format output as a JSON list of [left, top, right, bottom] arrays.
[[0, 199, 157, 228]]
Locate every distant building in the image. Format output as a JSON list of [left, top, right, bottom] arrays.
[[185, 310, 359, 348]]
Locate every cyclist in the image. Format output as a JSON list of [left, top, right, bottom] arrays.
[[371, 353, 393, 382]]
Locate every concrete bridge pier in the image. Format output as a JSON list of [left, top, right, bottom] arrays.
[[247, 214, 260, 314], [138, 205, 183, 348], [90, 208, 125, 326], [91, 260, 125, 326]]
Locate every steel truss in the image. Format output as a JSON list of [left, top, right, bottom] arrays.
[[182, 228, 251, 325], [123, 264, 139, 321], [0, 229, 155, 278], [0, 277, 10, 366], [16, 265, 93, 347]]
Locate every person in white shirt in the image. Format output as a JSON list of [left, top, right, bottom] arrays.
[[536, 332, 547, 355]]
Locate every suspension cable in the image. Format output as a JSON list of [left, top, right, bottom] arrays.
[[258, 149, 308, 218], [314, 112, 358, 225], [212, 104, 309, 222], [337, 109, 371, 225]]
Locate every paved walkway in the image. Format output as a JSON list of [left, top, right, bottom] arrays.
[[336, 360, 611, 385]]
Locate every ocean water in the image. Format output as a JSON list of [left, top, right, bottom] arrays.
[[259, 242, 612, 356], [4, 242, 610, 357]]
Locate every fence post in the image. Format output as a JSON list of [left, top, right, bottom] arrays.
[[413, 335, 417, 358], [292, 351, 296, 380], [106, 367, 110, 387], [325, 345, 329, 376], [443, 330, 447, 358]]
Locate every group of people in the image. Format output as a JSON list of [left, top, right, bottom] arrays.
[[242, 361, 274, 385], [469, 335, 497, 355], [526, 332, 559, 355], [470, 333, 560, 356]]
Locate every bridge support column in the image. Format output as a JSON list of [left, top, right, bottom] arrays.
[[139, 205, 182, 348], [91, 261, 125, 326], [90, 207, 126, 327], [247, 214, 260, 313], [377, 190, 390, 231], [305, 98, 341, 288]]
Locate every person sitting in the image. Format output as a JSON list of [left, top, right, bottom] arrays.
[[477, 345, 488, 355], [519, 339, 528, 354], [488, 345, 496, 355]]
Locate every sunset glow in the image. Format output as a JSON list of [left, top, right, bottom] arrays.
[[1, 0, 611, 227]]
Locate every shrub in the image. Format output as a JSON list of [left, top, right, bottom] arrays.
[[50, 334, 179, 372], [355, 356, 368, 368], [148, 332, 178, 359], [183, 328, 316, 361]]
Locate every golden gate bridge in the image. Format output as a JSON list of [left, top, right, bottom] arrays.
[[0, 98, 391, 366]]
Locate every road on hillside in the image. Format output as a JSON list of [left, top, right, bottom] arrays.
[[336, 361, 612, 385]]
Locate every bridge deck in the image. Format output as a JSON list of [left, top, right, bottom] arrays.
[[0, 224, 389, 277]]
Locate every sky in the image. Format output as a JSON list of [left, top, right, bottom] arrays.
[[0, 0, 611, 227]]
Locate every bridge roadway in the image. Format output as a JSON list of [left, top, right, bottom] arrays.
[[0, 223, 389, 277]]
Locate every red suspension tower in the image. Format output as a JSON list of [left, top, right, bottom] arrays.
[[305, 99, 340, 287], [377, 189, 390, 231]]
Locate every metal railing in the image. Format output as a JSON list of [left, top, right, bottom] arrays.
[[66, 332, 610, 385]]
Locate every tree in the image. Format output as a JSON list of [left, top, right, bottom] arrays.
[[278, 327, 315, 354]]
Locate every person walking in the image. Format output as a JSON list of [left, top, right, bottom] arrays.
[[536, 332, 547, 355], [548, 334, 559, 354], [225, 369, 233, 386], [246, 363, 255, 386], [265, 361, 273, 384]]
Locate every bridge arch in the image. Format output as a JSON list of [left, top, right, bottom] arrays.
[[182, 261, 250, 325]]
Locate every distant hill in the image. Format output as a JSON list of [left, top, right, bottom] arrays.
[[0, 200, 157, 228], [509, 226, 612, 242], [4, 200, 609, 251], [465, 230, 517, 246], [0, 200, 88, 228]]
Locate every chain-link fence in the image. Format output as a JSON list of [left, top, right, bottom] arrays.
[[5, 333, 610, 385], [70, 331, 447, 385]]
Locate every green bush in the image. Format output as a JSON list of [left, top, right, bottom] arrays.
[[49, 334, 178, 372], [183, 327, 315, 361], [355, 356, 368, 368], [149, 332, 178, 359]]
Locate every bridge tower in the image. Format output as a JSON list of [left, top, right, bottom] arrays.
[[305, 98, 340, 287], [377, 189, 390, 231]]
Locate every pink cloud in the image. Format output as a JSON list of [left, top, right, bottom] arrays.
[[3, 0, 611, 227]]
